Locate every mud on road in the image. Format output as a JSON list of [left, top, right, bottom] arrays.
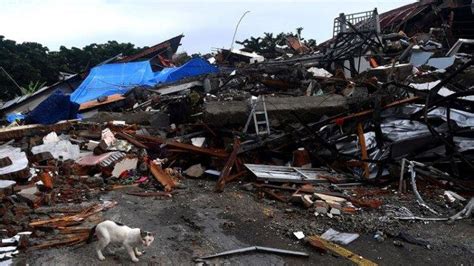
[[20, 179, 473, 265]]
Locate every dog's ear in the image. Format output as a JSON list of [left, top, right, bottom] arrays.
[[150, 232, 156, 237]]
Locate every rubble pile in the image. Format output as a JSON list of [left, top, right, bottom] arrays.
[[0, 1, 473, 263]]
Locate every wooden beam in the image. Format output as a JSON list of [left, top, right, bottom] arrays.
[[356, 122, 370, 178], [215, 138, 241, 192], [307, 235, 377, 266]]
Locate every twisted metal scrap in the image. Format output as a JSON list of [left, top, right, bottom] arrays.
[[449, 197, 474, 221]]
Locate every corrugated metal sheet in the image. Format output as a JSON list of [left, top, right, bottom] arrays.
[[245, 164, 347, 184], [0, 74, 79, 111]]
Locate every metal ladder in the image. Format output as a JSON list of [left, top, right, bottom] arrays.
[[243, 95, 270, 136]]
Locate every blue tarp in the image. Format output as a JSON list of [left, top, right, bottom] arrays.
[[25, 90, 79, 125], [70, 61, 156, 104], [6, 113, 25, 123], [153, 58, 218, 84], [71, 58, 218, 104]]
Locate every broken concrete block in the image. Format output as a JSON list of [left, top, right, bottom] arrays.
[[85, 111, 169, 127], [314, 200, 329, 214], [111, 157, 138, 178], [314, 207, 326, 215], [31, 140, 80, 161], [30, 152, 54, 164], [308, 67, 333, 78], [184, 164, 205, 178], [204, 95, 347, 126], [191, 137, 206, 147], [315, 200, 328, 207], [330, 208, 341, 215], [328, 202, 342, 210], [0, 180, 16, 198], [42, 132, 60, 143], [0, 146, 29, 182], [17, 187, 42, 208]]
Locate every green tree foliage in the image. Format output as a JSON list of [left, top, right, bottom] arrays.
[[24, 81, 47, 94], [49, 41, 142, 74], [0, 36, 53, 99], [0, 36, 143, 101]]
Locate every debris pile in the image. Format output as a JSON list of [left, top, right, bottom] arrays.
[[0, 1, 473, 264]]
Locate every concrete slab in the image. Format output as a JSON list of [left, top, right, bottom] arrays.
[[204, 95, 347, 126]]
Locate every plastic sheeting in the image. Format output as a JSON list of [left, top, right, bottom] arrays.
[[71, 61, 155, 104], [381, 119, 430, 142], [6, 113, 25, 123], [24, 90, 79, 125], [153, 58, 218, 84], [71, 58, 218, 104]]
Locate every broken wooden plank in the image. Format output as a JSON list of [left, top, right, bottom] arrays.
[[224, 171, 247, 183], [356, 123, 369, 178], [110, 184, 140, 190], [31, 233, 89, 250], [215, 138, 241, 192], [149, 162, 176, 192], [135, 134, 228, 158], [29, 201, 116, 228], [307, 235, 377, 266], [0, 121, 76, 141], [115, 131, 149, 149], [79, 94, 125, 111], [260, 188, 288, 202]]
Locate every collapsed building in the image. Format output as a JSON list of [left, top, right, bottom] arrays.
[[0, 0, 473, 264]]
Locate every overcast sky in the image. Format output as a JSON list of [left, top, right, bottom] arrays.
[[1, 0, 414, 54]]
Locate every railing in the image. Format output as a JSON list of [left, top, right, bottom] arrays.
[[333, 9, 379, 37]]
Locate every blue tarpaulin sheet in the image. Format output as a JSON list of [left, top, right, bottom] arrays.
[[153, 58, 218, 84], [6, 113, 25, 123], [71, 58, 218, 104], [25, 90, 79, 125]]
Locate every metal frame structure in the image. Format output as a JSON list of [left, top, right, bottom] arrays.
[[321, 9, 384, 76]]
